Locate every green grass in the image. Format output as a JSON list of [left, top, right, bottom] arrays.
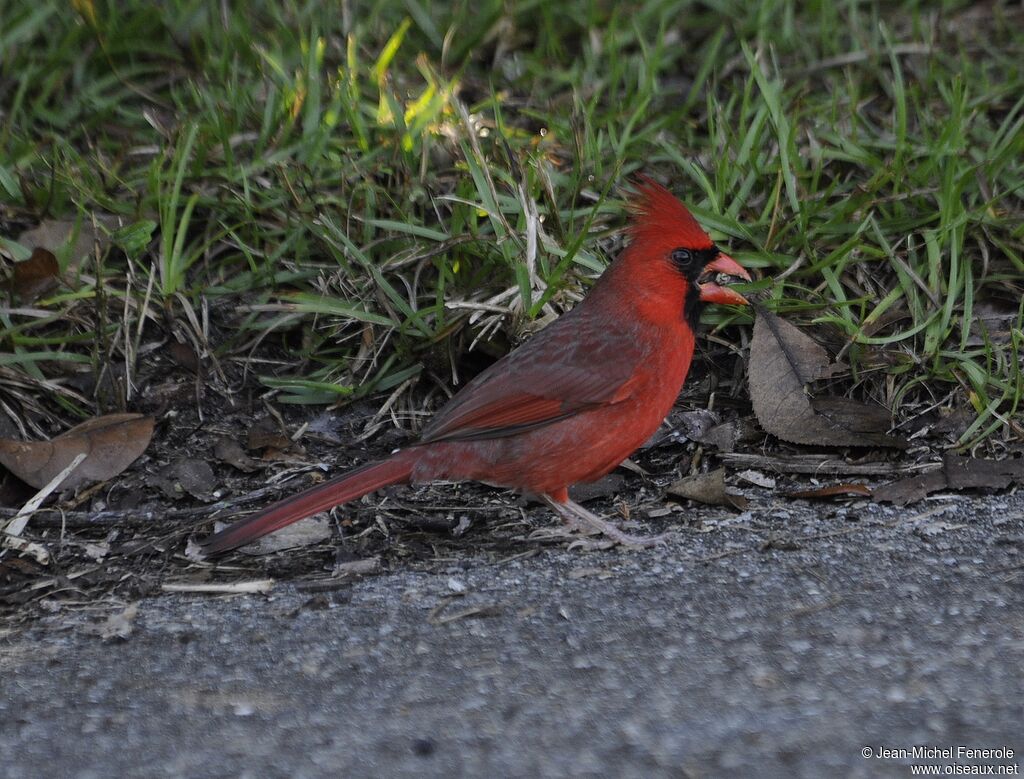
[[1, 0, 1022, 446]]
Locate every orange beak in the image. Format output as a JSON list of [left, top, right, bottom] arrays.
[[698, 252, 751, 306]]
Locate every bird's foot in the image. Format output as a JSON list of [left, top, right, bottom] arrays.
[[538, 496, 670, 550], [528, 520, 617, 550]]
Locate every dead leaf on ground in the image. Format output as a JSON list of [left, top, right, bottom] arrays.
[[667, 468, 748, 510], [10, 247, 59, 301], [213, 437, 262, 473], [151, 458, 218, 502], [699, 422, 740, 452], [735, 469, 776, 489], [748, 308, 906, 448], [786, 483, 873, 500], [673, 410, 720, 441], [930, 408, 974, 439], [967, 297, 1021, 347], [570, 473, 625, 503], [248, 417, 292, 452], [873, 453, 1024, 505], [248, 519, 333, 553], [305, 412, 347, 444], [14, 215, 117, 272], [169, 340, 200, 372], [669, 411, 757, 453], [0, 413, 154, 490]]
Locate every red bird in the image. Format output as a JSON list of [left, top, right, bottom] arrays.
[[201, 178, 750, 554]]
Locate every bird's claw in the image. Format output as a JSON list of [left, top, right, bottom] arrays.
[[533, 497, 672, 550], [567, 536, 618, 552]]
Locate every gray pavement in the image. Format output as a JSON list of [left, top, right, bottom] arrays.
[[2, 492, 1024, 778]]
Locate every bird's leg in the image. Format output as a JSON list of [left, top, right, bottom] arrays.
[[537, 494, 671, 550]]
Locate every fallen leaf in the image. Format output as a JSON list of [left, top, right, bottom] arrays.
[[699, 422, 740, 452], [810, 397, 898, 435], [786, 483, 873, 500], [967, 297, 1021, 347], [0, 413, 154, 489], [169, 340, 200, 372], [669, 411, 755, 452], [748, 308, 905, 448], [305, 412, 347, 444], [735, 469, 776, 489], [151, 458, 217, 501], [570, 473, 625, 503], [3, 452, 87, 541], [673, 410, 720, 441], [873, 453, 1024, 505], [248, 417, 292, 452], [667, 468, 748, 510], [930, 408, 974, 439], [15, 215, 117, 271], [213, 437, 261, 473], [245, 519, 333, 554], [10, 247, 59, 301]]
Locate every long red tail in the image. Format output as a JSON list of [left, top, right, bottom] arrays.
[[201, 450, 417, 554]]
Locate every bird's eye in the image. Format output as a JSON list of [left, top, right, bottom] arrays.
[[671, 248, 693, 268]]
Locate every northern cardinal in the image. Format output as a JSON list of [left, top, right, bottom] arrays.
[[201, 178, 750, 554]]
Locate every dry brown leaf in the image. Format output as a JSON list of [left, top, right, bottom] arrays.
[[967, 297, 1021, 347], [748, 309, 905, 448], [169, 340, 200, 372], [213, 437, 262, 473], [10, 248, 60, 301], [667, 468, 748, 510], [699, 423, 740, 452], [673, 410, 720, 441], [247, 417, 292, 452], [16, 215, 117, 272], [151, 458, 217, 501], [0, 413, 154, 489], [873, 453, 1024, 505], [669, 411, 757, 453]]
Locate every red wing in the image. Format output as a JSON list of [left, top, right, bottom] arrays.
[[418, 305, 648, 444], [420, 365, 639, 444]]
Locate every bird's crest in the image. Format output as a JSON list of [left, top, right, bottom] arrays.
[[625, 175, 714, 251]]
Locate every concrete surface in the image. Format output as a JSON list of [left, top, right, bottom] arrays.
[[2, 492, 1023, 778]]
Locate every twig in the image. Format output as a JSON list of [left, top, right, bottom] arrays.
[[161, 580, 274, 594], [720, 452, 939, 477], [0, 479, 305, 529]]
